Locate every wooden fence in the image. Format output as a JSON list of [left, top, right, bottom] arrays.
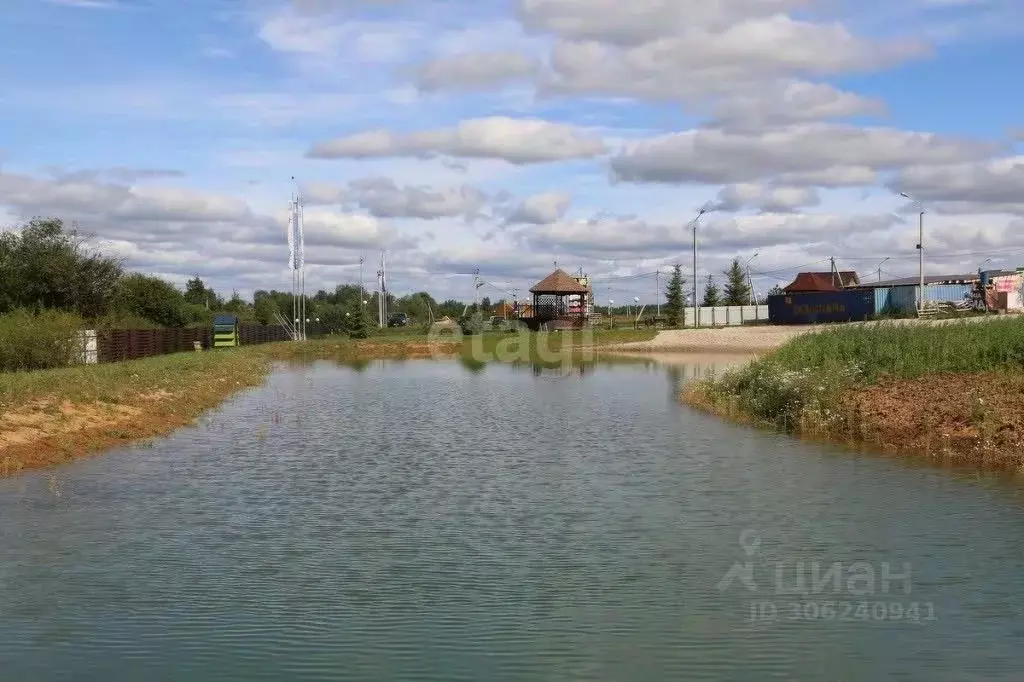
[[95, 323, 292, 363]]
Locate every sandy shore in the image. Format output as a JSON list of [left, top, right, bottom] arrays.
[[606, 325, 815, 354], [607, 315, 1021, 355]]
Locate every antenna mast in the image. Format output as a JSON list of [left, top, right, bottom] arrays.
[[288, 177, 306, 341]]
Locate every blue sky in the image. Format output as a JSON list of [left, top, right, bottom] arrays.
[[1, 0, 1022, 302]]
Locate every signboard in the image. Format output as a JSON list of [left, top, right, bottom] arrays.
[[994, 275, 1021, 293]]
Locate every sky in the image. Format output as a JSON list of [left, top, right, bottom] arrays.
[[1, 0, 1022, 305]]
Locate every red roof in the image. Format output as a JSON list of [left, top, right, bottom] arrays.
[[784, 271, 860, 293], [529, 268, 588, 294]]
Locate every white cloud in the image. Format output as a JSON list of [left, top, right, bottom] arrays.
[[889, 156, 1024, 215], [0, 170, 408, 297], [710, 184, 820, 213], [415, 51, 539, 91], [308, 177, 489, 220], [258, 10, 422, 63], [301, 210, 402, 248], [611, 123, 999, 186], [539, 15, 927, 103], [308, 117, 607, 164], [518, 0, 810, 44], [44, 0, 119, 8], [505, 192, 571, 224], [711, 81, 887, 127]]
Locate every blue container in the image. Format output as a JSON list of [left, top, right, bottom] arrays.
[[873, 284, 973, 315], [923, 283, 972, 304], [768, 290, 875, 324]]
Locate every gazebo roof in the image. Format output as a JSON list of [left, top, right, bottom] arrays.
[[529, 268, 588, 294]]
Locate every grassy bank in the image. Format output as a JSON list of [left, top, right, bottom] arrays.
[[684, 317, 1024, 471], [0, 328, 655, 475]]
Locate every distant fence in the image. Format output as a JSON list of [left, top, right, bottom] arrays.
[[87, 323, 292, 364], [683, 305, 769, 327]]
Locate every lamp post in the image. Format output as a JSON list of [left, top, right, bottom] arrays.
[[900, 192, 925, 311], [633, 296, 639, 327], [875, 257, 890, 282], [744, 251, 759, 304], [608, 299, 614, 330], [691, 207, 707, 327], [978, 258, 992, 273]]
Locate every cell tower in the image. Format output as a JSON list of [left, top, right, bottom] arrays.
[[287, 177, 306, 341]]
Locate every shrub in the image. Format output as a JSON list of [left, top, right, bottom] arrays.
[[458, 310, 486, 335], [0, 309, 84, 372]]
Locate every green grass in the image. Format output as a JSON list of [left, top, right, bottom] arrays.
[[0, 348, 270, 408], [772, 317, 1024, 382], [689, 317, 1024, 432]]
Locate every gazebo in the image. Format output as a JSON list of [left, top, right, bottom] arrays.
[[526, 268, 590, 330]]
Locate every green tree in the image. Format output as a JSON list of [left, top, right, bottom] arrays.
[[253, 295, 279, 325], [394, 291, 436, 324], [664, 264, 686, 327], [702, 274, 721, 307], [0, 217, 122, 318], [723, 258, 752, 306], [437, 299, 464, 318], [183, 276, 218, 308], [766, 284, 784, 299], [223, 290, 252, 320], [316, 303, 347, 335], [346, 297, 371, 339], [113, 273, 188, 327]]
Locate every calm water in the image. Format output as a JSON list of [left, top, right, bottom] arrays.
[[2, 358, 1024, 681]]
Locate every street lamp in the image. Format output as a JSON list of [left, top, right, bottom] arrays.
[[875, 257, 890, 282], [900, 192, 925, 311], [608, 299, 614, 329], [978, 258, 992, 273], [691, 207, 708, 327], [744, 251, 759, 304]]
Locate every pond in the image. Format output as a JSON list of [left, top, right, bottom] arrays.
[[2, 357, 1024, 681]]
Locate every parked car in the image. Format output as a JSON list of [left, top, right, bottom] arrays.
[[387, 312, 410, 327]]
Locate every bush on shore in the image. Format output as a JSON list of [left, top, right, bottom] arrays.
[[0, 309, 84, 372], [690, 317, 1024, 432]]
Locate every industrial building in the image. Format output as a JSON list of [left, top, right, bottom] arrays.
[[768, 268, 1024, 324], [855, 270, 1024, 316]]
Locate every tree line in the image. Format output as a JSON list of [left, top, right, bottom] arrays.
[[662, 258, 769, 326], [0, 217, 501, 332]]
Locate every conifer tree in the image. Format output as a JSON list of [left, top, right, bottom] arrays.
[[664, 264, 686, 327]]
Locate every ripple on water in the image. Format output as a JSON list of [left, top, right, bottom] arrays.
[[2, 359, 1024, 681]]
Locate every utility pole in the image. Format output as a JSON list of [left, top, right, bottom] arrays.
[[382, 250, 387, 323], [656, 269, 660, 316], [377, 251, 385, 328], [900, 192, 925, 312], [918, 209, 924, 308], [359, 255, 364, 299], [830, 256, 843, 288], [875, 257, 889, 282], [473, 268, 481, 310]]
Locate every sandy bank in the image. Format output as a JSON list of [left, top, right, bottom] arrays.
[[606, 325, 814, 354]]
